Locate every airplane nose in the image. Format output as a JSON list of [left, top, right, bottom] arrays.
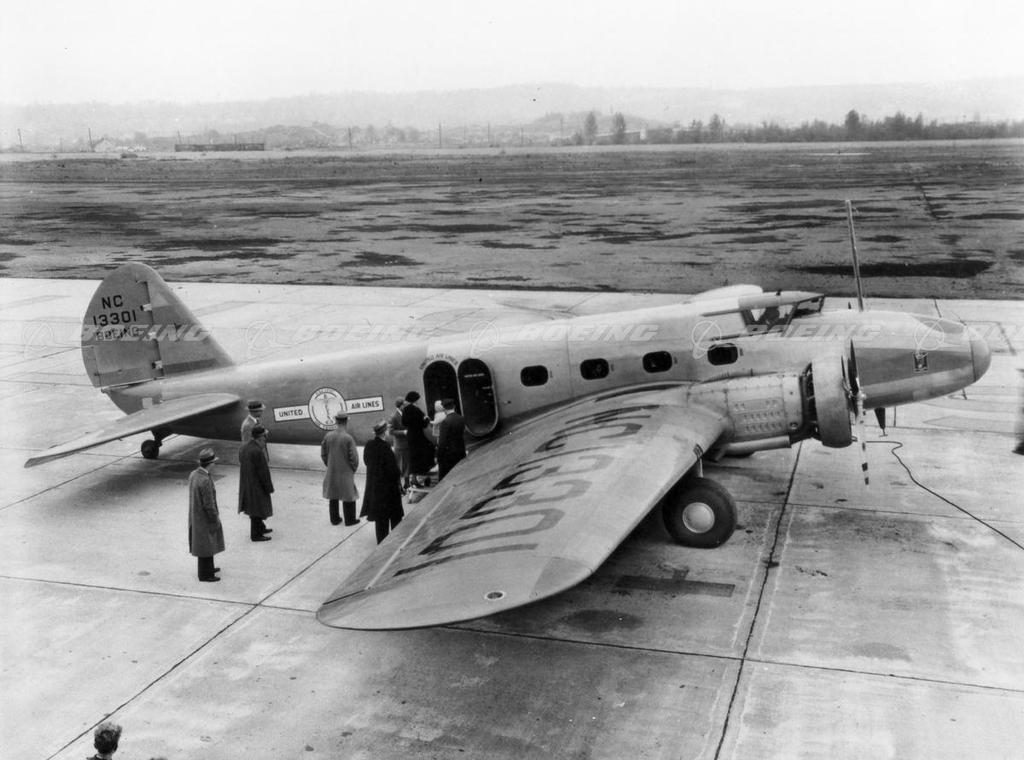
[[970, 333, 991, 382]]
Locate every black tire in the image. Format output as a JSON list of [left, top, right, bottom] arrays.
[[661, 476, 737, 548], [140, 439, 161, 459]]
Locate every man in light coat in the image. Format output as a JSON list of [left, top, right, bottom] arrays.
[[321, 410, 359, 526], [241, 399, 270, 462], [388, 396, 410, 491], [238, 425, 274, 542], [189, 448, 224, 582]]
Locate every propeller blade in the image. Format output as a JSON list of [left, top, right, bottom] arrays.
[[857, 411, 869, 485], [848, 341, 869, 485], [874, 407, 887, 436]]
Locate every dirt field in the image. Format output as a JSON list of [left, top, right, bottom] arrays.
[[1, 140, 1022, 298]]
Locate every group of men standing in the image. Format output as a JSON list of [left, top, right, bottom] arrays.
[[187, 393, 467, 582]]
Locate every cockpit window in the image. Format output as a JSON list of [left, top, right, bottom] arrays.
[[741, 296, 823, 333]]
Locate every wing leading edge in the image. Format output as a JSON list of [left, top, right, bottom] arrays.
[[24, 393, 240, 467], [318, 386, 726, 630]]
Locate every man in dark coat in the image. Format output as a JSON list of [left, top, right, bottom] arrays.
[[401, 391, 435, 487], [321, 410, 360, 525], [360, 419, 405, 543], [436, 398, 467, 481], [189, 448, 224, 582], [238, 425, 274, 541]]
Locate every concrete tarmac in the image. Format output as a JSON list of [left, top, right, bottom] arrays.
[[1, 275, 1022, 759]]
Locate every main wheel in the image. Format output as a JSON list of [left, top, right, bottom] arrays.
[[661, 477, 737, 548], [140, 439, 161, 459]]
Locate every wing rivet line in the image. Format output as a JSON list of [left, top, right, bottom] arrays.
[[485, 591, 506, 602]]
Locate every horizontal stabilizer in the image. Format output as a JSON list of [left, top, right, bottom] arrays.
[[24, 393, 240, 467]]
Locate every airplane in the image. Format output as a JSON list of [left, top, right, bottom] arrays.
[[25, 260, 991, 630]]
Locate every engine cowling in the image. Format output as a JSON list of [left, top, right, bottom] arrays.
[[808, 356, 853, 448]]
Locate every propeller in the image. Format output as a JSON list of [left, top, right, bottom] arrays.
[[874, 407, 887, 436], [846, 341, 870, 485]]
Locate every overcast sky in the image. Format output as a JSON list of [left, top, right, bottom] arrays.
[[2, 0, 1022, 104]]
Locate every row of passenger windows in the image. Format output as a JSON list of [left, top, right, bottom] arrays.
[[520, 350, 675, 387]]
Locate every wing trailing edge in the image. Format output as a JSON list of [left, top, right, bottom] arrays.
[[24, 393, 240, 467]]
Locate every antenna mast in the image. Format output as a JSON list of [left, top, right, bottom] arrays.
[[845, 200, 865, 311]]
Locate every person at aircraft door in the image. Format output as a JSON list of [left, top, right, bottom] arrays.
[[189, 448, 224, 582], [389, 396, 411, 490], [321, 410, 360, 525], [431, 399, 447, 441], [401, 391, 435, 487], [238, 425, 274, 541], [436, 398, 466, 481], [360, 419, 405, 543], [87, 721, 122, 759]]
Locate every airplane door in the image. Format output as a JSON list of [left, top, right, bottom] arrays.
[[423, 361, 459, 421], [457, 358, 499, 437]]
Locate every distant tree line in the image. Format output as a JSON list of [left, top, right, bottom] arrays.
[[644, 109, 1024, 144], [11, 107, 1022, 153]]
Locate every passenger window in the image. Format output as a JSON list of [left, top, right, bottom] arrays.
[[580, 358, 610, 380], [520, 365, 549, 387], [643, 351, 673, 373], [707, 344, 739, 366]]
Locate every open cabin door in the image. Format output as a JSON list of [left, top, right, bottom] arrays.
[[457, 358, 498, 436], [423, 361, 459, 422], [423, 358, 499, 437]]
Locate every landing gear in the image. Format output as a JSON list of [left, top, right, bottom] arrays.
[[140, 439, 161, 459], [661, 477, 737, 548], [140, 428, 171, 460]]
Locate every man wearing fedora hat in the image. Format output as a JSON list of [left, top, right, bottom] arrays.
[[238, 425, 274, 541], [320, 410, 359, 526], [360, 419, 405, 543], [388, 396, 411, 491], [188, 448, 225, 582], [241, 399, 270, 461]]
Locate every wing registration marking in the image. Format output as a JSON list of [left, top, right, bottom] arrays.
[[384, 404, 661, 581]]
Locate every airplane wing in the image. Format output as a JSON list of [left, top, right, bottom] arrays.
[[318, 385, 726, 630], [24, 393, 240, 467]]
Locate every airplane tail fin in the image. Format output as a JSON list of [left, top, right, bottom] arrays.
[[82, 263, 234, 389]]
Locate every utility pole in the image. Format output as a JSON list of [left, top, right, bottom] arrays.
[[18, 129, 24, 152], [88, 128, 94, 152], [438, 123, 442, 149]]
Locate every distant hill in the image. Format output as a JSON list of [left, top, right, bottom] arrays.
[[2, 78, 1022, 150]]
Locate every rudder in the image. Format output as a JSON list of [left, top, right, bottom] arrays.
[[82, 263, 233, 389]]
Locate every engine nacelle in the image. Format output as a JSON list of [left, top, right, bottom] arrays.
[[694, 355, 853, 455], [808, 356, 853, 448]]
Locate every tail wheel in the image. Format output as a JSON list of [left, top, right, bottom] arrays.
[[140, 439, 161, 459], [661, 477, 737, 548]]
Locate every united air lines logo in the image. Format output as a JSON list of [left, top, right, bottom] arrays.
[[309, 387, 347, 429], [273, 387, 385, 428]]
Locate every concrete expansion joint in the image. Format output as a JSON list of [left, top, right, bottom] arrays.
[[712, 441, 804, 759]]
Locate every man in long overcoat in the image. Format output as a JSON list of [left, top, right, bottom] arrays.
[[360, 420, 405, 543], [436, 398, 467, 481], [189, 448, 224, 582], [238, 425, 274, 541], [401, 391, 435, 487], [321, 410, 359, 526]]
